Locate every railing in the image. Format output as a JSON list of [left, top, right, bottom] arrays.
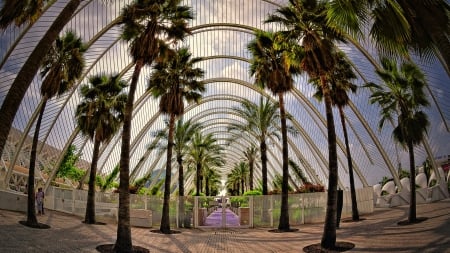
[[41, 186, 374, 228]]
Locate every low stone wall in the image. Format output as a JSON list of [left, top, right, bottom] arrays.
[[0, 190, 27, 212]]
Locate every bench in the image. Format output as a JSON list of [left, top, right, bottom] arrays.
[[130, 209, 152, 228]]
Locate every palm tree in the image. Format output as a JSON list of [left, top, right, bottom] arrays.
[[188, 132, 224, 196], [148, 47, 205, 234], [235, 161, 249, 195], [150, 118, 202, 227], [0, 0, 45, 28], [327, 0, 450, 74], [227, 97, 281, 195], [311, 51, 360, 221], [367, 57, 430, 223], [247, 29, 302, 231], [266, 0, 347, 247], [204, 166, 221, 196], [0, 0, 83, 158], [76, 74, 127, 224], [22, 30, 85, 228], [243, 144, 258, 190], [116, 0, 192, 248]]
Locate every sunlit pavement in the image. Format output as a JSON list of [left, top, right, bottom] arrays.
[[0, 199, 449, 253]]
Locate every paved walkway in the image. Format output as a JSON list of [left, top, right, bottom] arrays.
[[0, 199, 449, 253], [204, 208, 240, 227]]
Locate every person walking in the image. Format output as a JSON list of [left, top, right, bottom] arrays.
[[36, 187, 45, 215]]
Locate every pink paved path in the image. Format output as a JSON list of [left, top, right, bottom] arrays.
[[204, 208, 241, 227]]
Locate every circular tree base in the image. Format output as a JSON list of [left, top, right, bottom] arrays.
[[268, 228, 299, 233], [303, 242, 355, 253], [150, 229, 182, 234], [397, 216, 428, 226], [96, 244, 149, 253], [19, 220, 50, 229]]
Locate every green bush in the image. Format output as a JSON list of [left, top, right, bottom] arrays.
[[243, 190, 262, 196]]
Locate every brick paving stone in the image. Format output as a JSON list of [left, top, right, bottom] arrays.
[[0, 199, 449, 253]]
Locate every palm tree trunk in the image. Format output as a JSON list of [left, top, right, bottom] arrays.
[[278, 93, 290, 231], [249, 160, 254, 190], [260, 140, 268, 195], [196, 163, 201, 196], [407, 139, 417, 222], [177, 155, 185, 227], [339, 106, 359, 221], [26, 99, 47, 226], [0, 0, 81, 163], [320, 77, 339, 249], [114, 61, 143, 252], [84, 137, 100, 224], [205, 176, 210, 196], [160, 113, 175, 233]]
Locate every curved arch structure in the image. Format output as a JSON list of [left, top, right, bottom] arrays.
[[0, 0, 449, 195]]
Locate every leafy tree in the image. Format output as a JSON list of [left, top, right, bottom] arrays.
[[243, 144, 258, 190], [311, 51, 360, 221], [116, 0, 192, 248], [96, 165, 120, 192], [150, 118, 202, 227], [76, 74, 127, 224], [248, 29, 302, 231], [23, 30, 85, 228], [266, 0, 348, 247], [187, 132, 224, 196], [57, 145, 81, 179], [227, 97, 281, 195], [148, 47, 205, 233], [368, 58, 430, 223]]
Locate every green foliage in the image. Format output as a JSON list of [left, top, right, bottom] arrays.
[[379, 176, 393, 186], [399, 170, 410, 179], [149, 179, 164, 196], [57, 145, 85, 181], [95, 165, 120, 192], [243, 190, 262, 196], [230, 196, 248, 207]]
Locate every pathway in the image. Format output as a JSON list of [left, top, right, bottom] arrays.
[[204, 208, 240, 227], [0, 199, 449, 252]]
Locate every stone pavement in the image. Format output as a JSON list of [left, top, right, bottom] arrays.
[[0, 199, 449, 253]]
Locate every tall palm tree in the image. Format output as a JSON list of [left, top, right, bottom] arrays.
[[327, 0, 450, 74], [188, 132, 224, 196], [76, 74, 127, 224], [0, 0, 83, 158], [116, 0, 192, 248], [173, 119, 201, 226], [203, 166, 221, 196], [243, 144, 258, 190], [227, 97, 281, 195], [148, 47, 205, 234], [150, 118, 202, 227], [368, 58, 430, 223], [247, 29, 302, 231], [22, 30, 85, 228], [266, 0, 347, 247], [311, 51, 360, 221], [234, 161, 249, 195]]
